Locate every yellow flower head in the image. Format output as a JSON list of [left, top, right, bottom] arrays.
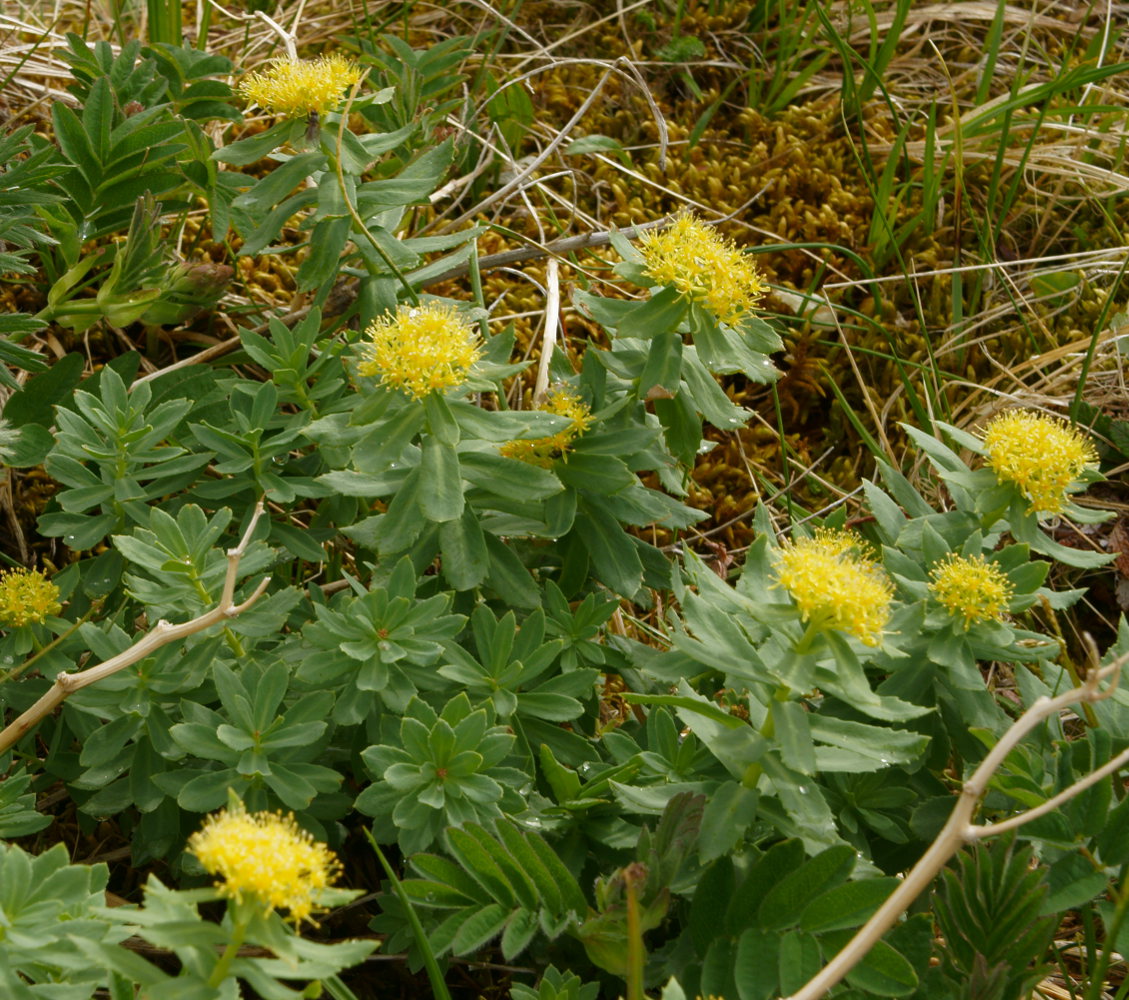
[[982, 410, 1097, 514], [358, 302, 482, 400], [239, 54, 362, 119], [0, 568, 61, 628], [499, 385, 593, 467], [773, 528, 894, 647], [929, 554, 1014, 630], [188, 803, 341, 926], [637, 213, 767, 326]]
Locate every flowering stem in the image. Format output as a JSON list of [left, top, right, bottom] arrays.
[[207, 913, 249, 988], [332, 80, 420, 306], [792, 619, 823, 656], [741, 688, 789, 789], [1085, 868, 1129, 1000]]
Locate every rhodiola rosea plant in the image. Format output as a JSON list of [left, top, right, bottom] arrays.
[[1, 24, 1128, 1000]]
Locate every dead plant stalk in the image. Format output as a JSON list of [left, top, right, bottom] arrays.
[[785, 647, 1129, 1000], [0, 501, 271, 756]]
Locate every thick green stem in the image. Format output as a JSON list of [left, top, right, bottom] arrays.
[[624, 866, 646, 1000], [207, 914, 248, 988]]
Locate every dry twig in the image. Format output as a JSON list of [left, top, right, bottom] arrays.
[[786, 646, 1129, 1000], [0, 501, 271, 755]]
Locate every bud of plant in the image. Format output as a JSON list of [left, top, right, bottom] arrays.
[[929, 553, 1014, 629], [0, 568, 61, 628], [239, 54, 362, 118], [140, 262, 234, 326], [773, 528, 893, 646], [638, 212, 767, 326], [358, 302, 482, 400], [982, 409, 1097, 514], [188, 802, 341, 927], [500, 385, 593, 467]]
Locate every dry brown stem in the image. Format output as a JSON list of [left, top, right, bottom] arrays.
[[0, 501, 270, 756], [785, 649, 1129, 1000]]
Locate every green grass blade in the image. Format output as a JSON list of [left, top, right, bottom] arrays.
[[364, 828, 453, 1000]]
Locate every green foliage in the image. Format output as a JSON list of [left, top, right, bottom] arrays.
[[40, 366, 210, 548], [0, 841, 123, 997], [0, 127, 62, 384], [301, 556, 466, 723], [83, 876, 374, 998], [511, 965, 600, 1000], [358, 693, 529, 854], [0, 764, 50, 838], [400, 818, 588, 960], [2, 16, 1128, 1000], [934, 838, 1057, 1000], [679, 840, 927, 999]]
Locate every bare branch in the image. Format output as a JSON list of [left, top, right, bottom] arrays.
[[784, 651, 1129, 1000], [532, 258, 561, 406], [0, 502, 271, 756]]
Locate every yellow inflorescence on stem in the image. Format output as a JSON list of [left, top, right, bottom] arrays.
[[0, 568, 60, 628], [188, 803, 341, 926], [638, 212, 767, 326], [500, 385, 593, 467], [982, 410, 1096, 515], [773, 528, 893, 647], [239, 54, 362, 118], [358, 302, 482, 400], [929, 554, 1014, 629]]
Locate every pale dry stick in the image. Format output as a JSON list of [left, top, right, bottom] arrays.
[[784, 650, 1129, 1000], [508, 0, 656, 71], [197, 0, 297, 58], [433, 63, 619, 234], [131, 220, 670, 392], [532, 257, 561, 406], [0, 501, 271, 756], [427, 116, 607, 238]]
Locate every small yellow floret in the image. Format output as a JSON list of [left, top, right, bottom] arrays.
[[188, 803, 341, 926], [929, 554, 1014, 629], [638, 213, 767, 326], [0, 568, 60, 628], [500, 385, 593, 467], [239, 54, 362, 118], [982, 410, 1097, 514], [774, 528, 893, 647], [358, 302, 482, 400]]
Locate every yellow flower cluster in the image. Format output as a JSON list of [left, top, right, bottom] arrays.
[[982, 410, 1096, 514], [638, 213, 767, 326], [0, 568, 60, 628], [188, 803, 341, 926], [358, 302, 482, 400], [929, 554, 1014, 629], [500, 385, 593, 467], [773, 528, 893, 647], [239, 54, 362, 119]]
